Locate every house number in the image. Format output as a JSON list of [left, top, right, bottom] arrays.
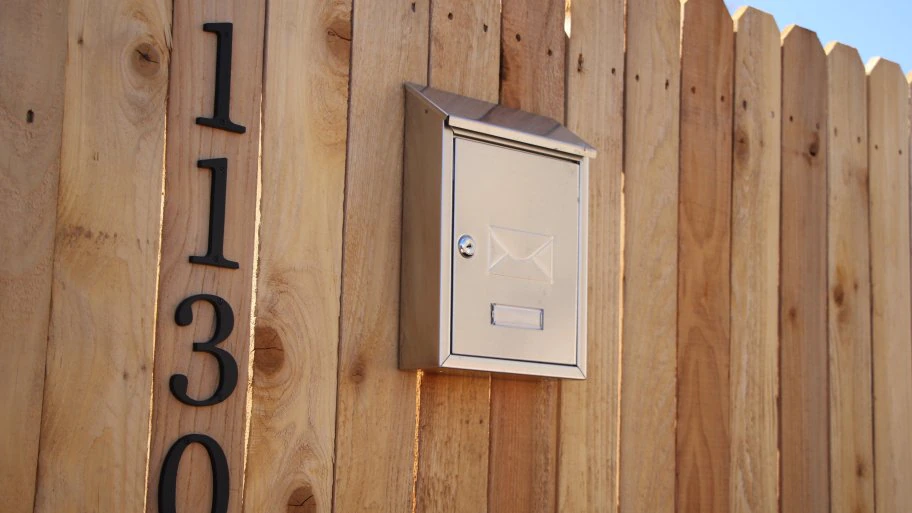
[[159, 22, 243, 513]]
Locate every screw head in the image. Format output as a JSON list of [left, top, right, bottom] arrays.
[[458, 235, 475, 258]]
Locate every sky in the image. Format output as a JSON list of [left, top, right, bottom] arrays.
[[724, 0, 912, 74]]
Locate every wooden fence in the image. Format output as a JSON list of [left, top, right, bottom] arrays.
[[2, 0, 911, 512]]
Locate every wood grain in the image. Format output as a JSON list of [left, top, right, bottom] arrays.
[[489, 378, 560, 513], [779, 25, 829, 513], [241, 1, 351, 513], [488, 2, 565, 512], [332, 2, 428, 512], [144, 2, 266, 513], [729, 8, 781, 513], [559, 0, 625, 511], [416, 377, 491, 513], [32, 0, 170, 511], [429, 0, 500, 94], [619, 1, 681, 512], [0, 1, 66, 511], [677, 1, 733, 511], [414, 1, 499, 511], [825, 42, 875, 513], [499, 0, 565, 120], [867, 57, 912, 513]]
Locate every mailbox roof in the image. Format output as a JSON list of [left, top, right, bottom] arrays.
[[405, 83, 597, 159]]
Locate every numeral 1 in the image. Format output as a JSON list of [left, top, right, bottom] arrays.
[[190, 158, 238, 269], [196, 23, 245, 134]]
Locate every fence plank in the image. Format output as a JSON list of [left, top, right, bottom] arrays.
[[619, 0, 681, 512], [779, 25, 829, 513], [32, 0, 170, 511], [144, 2, 266, 512], [0, 1, 66, 511], [825, 42, 875, 513], [332, 2, 429, 512], [730, 8, 781, 513], [677, 1, 733, 511], [241, 1, 351, 513], [558, 0, 624, 511], [867, 57, 912, 513], [415, 1, 499, 511], [488, 2, 565, 512]]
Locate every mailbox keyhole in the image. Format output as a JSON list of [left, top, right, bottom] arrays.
[[458, 235, 476, 258]]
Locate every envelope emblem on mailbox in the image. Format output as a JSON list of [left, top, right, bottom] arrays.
[[488, 226, 554, 283]]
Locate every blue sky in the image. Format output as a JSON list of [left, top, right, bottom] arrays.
[[724, 1, 912, 74]]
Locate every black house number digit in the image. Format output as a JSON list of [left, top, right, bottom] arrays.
[[190, 158, 239, 269], [159, 433, 230, 513], [196, 23, 246, 134], [170, 294, 239, 406]]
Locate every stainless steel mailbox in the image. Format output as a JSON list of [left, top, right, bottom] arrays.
[[399, 83, 595, 379]]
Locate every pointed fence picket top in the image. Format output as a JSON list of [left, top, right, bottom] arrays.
[[867, 56, 912, 513], [825, 41, 875, 513], [730, 7, 781, 513], [677, 1, 734, 510]]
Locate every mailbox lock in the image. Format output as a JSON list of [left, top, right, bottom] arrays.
[[458, 235, 476, 258]]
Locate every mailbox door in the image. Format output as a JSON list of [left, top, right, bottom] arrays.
[[451, 137, 580, 366]]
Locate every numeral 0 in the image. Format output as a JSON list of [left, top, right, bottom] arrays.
[[159, 434, 230, 513]]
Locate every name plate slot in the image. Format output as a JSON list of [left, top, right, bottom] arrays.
[[490, 304, 544, 331]]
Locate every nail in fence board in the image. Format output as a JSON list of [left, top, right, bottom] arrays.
[[867, 58, 912, 513], [559, 0, 625, 511], [677, 1, 733, 511], [241, 1, 351, 513], [730, 8, 781, 513], [332, 2, 428, 512], [33, 1, 170, 511], [0, 1, 66, 511], [619, 0, 681, 512], [488, 1, 565, 511], [144, 2, 266, 513], [779, 25, 830, 513], [414, 1, 499, 511], [825, 42, 875, 513]]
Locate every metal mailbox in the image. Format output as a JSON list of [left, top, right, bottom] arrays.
[[399, 83, 596, 379]]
